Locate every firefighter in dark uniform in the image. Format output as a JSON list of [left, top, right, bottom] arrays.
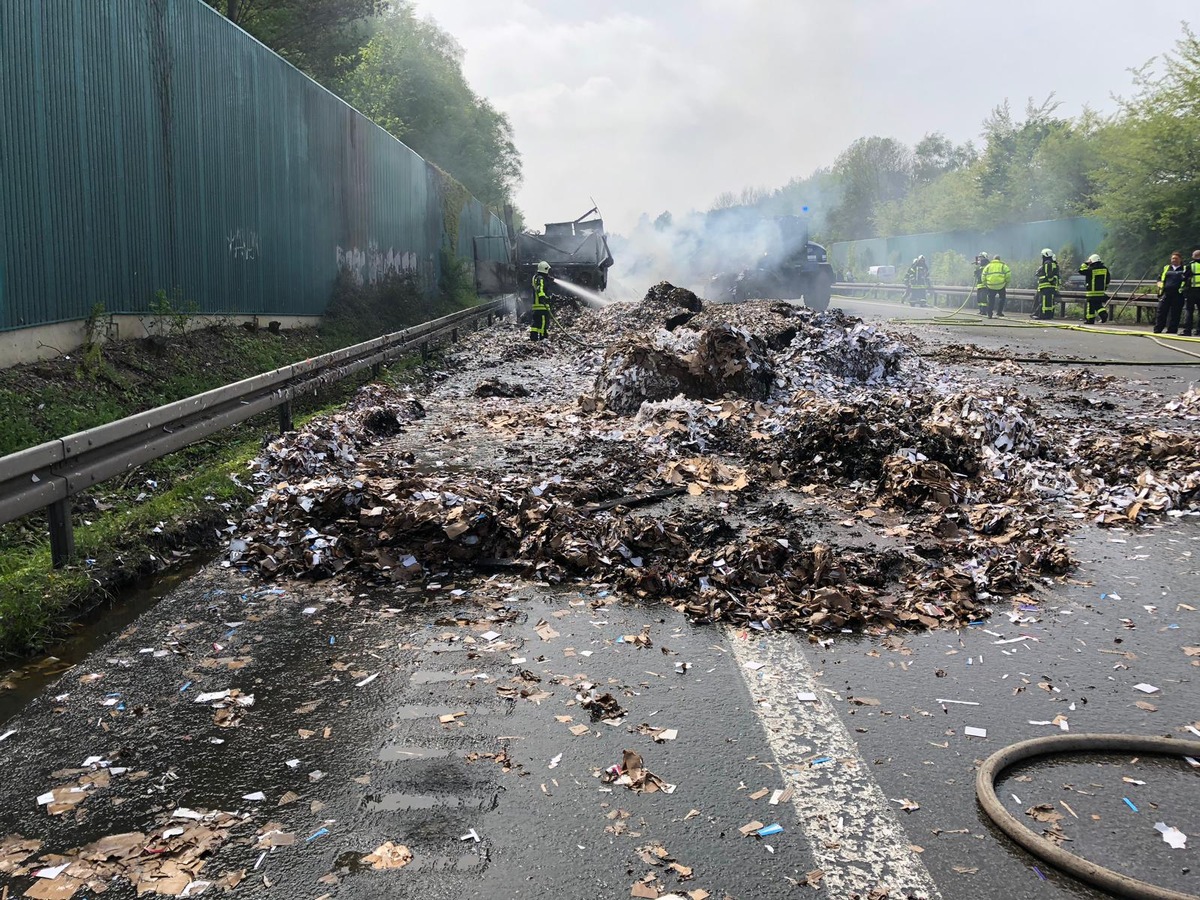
[[1154, 250, 1187, 334], [974, 252, 989, 315], [1033, 248, 1059, 320], [903, 255, 931, 306], [529, 260, 552, 341], [1183, 249, 1200, 337], [1079, 254, 1110, 324]]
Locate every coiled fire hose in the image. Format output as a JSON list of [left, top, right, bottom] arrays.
[[976, 734, 1200, 900]]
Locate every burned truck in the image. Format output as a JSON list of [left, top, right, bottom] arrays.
[[515, 208, 615, 303], [473, 206, 615, 311], [708, 214, 836, 311]]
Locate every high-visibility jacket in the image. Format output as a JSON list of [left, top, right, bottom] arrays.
[[973, 263, 986, 289], [982, 259, 1011, 290], [1036, 259, 1060, 290], [531, 273, 550, 308], [1186, 259, 1200, 290], [1158, 264, 1187, 294], [1079, 262, 1109, 297]]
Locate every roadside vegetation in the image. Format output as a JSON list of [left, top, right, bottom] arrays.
[[701, 25, 1200, 274], [0, 276, 470, 658]]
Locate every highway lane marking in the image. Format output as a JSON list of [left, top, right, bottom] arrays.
[[727, 628, 943, 899]]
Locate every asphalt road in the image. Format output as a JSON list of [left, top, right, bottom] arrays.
[[1, 297, 1198, 900]]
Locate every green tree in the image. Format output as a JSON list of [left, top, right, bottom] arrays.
[[827, 136, 913, 240], [1092, 24, 1200, 271], [204, 0, 388, 83], [342, 9, 521, 210]]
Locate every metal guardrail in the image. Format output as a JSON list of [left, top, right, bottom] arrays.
[[832, 281, 1160, 318], [0, 301, 504, 568]]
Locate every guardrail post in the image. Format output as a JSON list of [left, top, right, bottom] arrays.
[[371, 363, 382, 380], [451, 328, 458, 344], [278, 401, 294, 433], [421, 341, 429, 363], [49, 499, 74, 568]]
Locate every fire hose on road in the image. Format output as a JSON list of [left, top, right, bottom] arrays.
[[976, 734, 1200, 900]]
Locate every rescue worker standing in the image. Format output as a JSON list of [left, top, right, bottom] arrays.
[[1033, 248, 1060, 320], [1154, 250, 1188, 334], [1079, 254, 1110, 325], [974, 252, 990, 315], [981, 254, 1011, 318], [903, 255, 931, 306], [1183, 249, 1200, 337], [529, 260, 553, 341]]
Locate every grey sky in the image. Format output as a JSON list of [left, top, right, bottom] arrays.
[[411, 0, 1177, 233]]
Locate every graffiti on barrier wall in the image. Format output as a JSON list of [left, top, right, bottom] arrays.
[[335, 243, 423, 285], [227, 229, 260, 262]]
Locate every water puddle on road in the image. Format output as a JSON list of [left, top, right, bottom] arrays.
[[0, 559, 206, 725], [363, 791, 494, 812]]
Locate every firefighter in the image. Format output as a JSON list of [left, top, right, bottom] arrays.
[[903, 255, 930, 306], [1033, 248, 1059, 320], [1154, 250, 1188, 334], [529, 260, 552, 341], [981, 253, 1011, 318], [974, 252, 990, 315], [1183, 249, 1200, 337], [1079, 254, 1110, 324]]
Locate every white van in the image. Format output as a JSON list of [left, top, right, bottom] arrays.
[[867, 265, 896, 282]]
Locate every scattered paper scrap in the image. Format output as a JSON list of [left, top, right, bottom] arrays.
[[362, 842, 413, 869], [1155, 822, 1187, 850]]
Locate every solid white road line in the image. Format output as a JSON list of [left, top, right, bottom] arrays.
[[728, 627, 944, 899]]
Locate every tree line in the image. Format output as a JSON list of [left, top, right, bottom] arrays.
[[204, 0, 521, 215], [709, 25, 1200, 274]]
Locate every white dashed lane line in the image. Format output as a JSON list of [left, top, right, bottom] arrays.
[[728, 627, 944, 899]]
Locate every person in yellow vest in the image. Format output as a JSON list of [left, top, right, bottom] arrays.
[[974, 252, 989, 315], [1154, 250, 1187, 334], [1183, 249, 1200, 337], [981, 254, 1011, 319], [1032, 249, 1059, 320], [529, 261, 553, 341], [1079, 254, 1110, 325]]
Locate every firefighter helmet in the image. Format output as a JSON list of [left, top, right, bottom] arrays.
[[1041, 248, 1053, 258], [537, 260, 551, 274], [1086, 254, 1101, 264]]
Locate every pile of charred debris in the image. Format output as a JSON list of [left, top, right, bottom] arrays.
[[226, 283, 1199, 633]]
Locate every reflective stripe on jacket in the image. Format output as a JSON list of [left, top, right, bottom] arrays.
[[531, 273, 550, 307], [982, 259, 1011, 290], [1159, 264, 1187, 293], [1079, 263, 1109, 297], [1037, 260, 1059, 290], [1187, 260, 1200, 290]]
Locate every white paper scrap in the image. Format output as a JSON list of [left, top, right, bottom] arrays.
[[36, 791, 56, 806], [769, 789, 785, 805], [796, 692, 818, 703], [964, 726, 988, 738], [1156, 822, 1187, 849], [548, 753, 562, 769], [194, 690, 232, 704], [480, 630, 501, 642], [241, 791, 266, 801], [1133, 683, 1160, 694], [34, 862, 71, 879], [356, 673, 379, 687], [936, 699, 981, 706]]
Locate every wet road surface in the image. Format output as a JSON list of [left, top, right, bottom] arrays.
[[2, 302, 1198, 899]]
